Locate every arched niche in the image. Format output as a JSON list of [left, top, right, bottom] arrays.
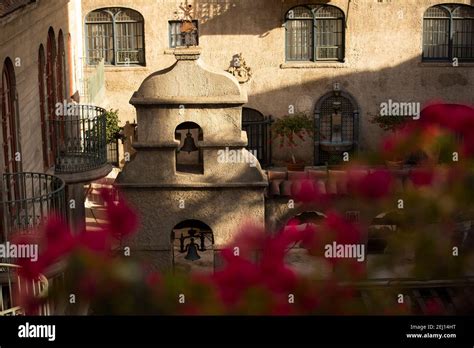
[[314, 90, 360, 165], [170, 219, 214, 273], [175, 122, 203, 174]]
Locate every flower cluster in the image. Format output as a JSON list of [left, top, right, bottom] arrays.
[[11, 102, 474, 316]]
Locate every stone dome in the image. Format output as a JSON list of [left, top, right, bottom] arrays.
[[130, 47, 247, 105]]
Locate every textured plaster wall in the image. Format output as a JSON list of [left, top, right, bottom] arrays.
[[82, 0, 474, 165], [122, 188, 265, 248], [0, 0, 71, 173]]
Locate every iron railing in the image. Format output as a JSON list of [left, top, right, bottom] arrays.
[[0, 263, 49, 316], [107, 138, 120, 167], [1, 172, 66, 244], [51, 105, 108, 173]]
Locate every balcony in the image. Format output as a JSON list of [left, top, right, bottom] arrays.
[[1, 172, 66, 244], [52, 105, 112, 183], [0, 264, 49, 316]]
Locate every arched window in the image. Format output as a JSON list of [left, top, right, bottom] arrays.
[[38, 45, 52, 169], [1, 58, 20, 174], [423, 4, 474, 61], [57, 30, 67, 103], [85, 8, 145, 65], [46, 28, 57, 160], [285, 5, 345, 62]]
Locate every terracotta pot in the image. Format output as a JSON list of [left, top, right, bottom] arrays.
[[180, 21, 196, 33]]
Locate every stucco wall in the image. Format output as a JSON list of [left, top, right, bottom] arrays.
[[82, 0, 474, 165], [0, 0, 72, 173], [120, 187, 265, 270]]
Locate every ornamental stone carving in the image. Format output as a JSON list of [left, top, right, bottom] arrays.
[[227, 53, 252, 84]]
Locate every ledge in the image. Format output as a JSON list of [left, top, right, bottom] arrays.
[[280, 61, 349, 69], [103, 66, 149, 72], [115, 181, 269, 188], [132, 141, 249, 149], [133, 142, 179, 149], [130, 96, 248, 105], [418, 62, 474, 68], [199, 141, 248, 148], [55, 164, 113, 184]]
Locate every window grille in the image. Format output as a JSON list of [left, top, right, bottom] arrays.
[[423, 4, 474, 61], [86, 8, 145, 66], [285, 5, 345, 62]]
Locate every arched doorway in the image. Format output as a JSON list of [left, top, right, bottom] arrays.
[[171, 220, 214, 273], [242, 107, 272, 167], [314, 90, 359, 165]]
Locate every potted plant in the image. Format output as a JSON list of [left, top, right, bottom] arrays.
[[370, 114, 411, 169], [105, 109, 124, 144], [272, 112, 313, 171]]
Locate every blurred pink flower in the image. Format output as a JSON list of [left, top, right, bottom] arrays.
[[291, 179, 322, 203], [424, 299, 444, 315], [77, 228, 111, 253], [348, 170, 393, 199], [325, 211, 362, 245], [410, 167, 435, 187], [101, 189, 138, 240], [421, 103, 474, 135], [16, 217, 75, 280]]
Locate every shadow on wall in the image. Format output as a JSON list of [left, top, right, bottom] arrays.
[[186, 1, 474, 162], [243, 53, 473, 164], [195, 0, 286, 36]]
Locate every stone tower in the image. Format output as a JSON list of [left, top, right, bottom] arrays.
[[116, 48, 267, 271]]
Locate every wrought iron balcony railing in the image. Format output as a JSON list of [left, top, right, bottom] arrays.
[[1, 172, 66, 244], [52, 105, 108, 173], [0, 264, 49, 316]]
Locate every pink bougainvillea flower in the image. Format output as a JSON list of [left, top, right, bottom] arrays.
[[291, 179, 321, 203], [145, 272, 161, 288], [421, 103, 474, 135], [16, 217, 76, 279], [100, 189, 138, 240], [325, 211, 362, 245], [213, 224, 304, 307], [299, 223, 321, 252], [347, 169, 393, 200], [213, 250, 261, 305], [77, 228, 111, 253], [381, 127, 412, 158], [228, 223, 266, 258], [410, 167, 435, 187], [424, 298, 444, 315], [260, 264, 298, 294]]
